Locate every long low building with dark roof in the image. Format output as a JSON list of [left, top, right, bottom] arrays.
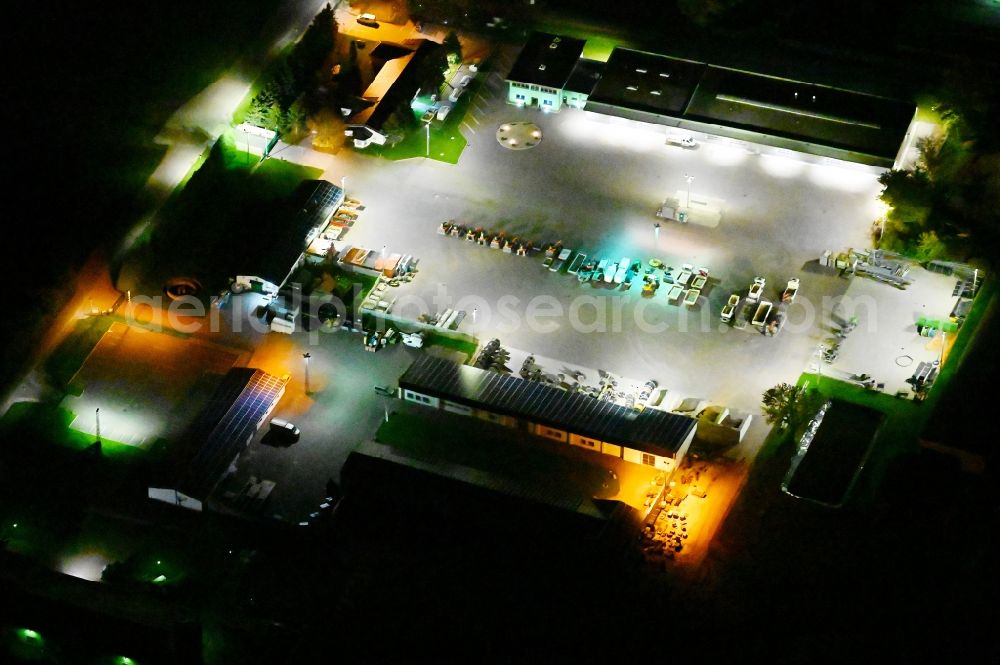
[[507, 33, 915, 168], [398, 355, 697, 472]]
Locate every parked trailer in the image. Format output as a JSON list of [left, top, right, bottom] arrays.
[[683, 288, 700, 306], [721, 294, 740, 322], [550, 248, 572, 272], [747, 277, 765, 304], [666, 284, 684, 303], [567, 252, 586, 275], [782, 278, 800, 303], [752, 301, 772, 329]]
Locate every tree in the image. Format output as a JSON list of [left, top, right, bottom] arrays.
[[308, 108, 346, 152], [761, 383, 804, 427], [443, 31, 462, 64]]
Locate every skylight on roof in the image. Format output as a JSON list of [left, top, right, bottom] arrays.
[[650, 90, 661, 95], [659, 72, 671, 78], [626, 85, 638, 91], [635, 68, 647, 73]]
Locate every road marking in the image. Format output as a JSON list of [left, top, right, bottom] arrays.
[[466, 113, 480, 125], [462, 122, 477, 134]]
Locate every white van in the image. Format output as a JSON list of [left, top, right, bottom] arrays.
[[436, 106, 452, 121]]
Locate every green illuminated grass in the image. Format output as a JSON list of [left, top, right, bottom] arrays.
[[0, 402, 143, 462], [422, 331, 478, 361]]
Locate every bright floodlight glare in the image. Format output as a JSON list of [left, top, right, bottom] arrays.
[[806, 161, 879, 193], [60, 553, 110, 582], [759, 153, 806, 178], [705, 144, 749, 166]]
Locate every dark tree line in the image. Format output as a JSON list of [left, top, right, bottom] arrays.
[[878, 75, 1000, 263], [245, 4, 338, 135]]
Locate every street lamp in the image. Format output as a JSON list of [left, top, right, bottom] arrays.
[[684, 173, 694, 209], [341, 175, 347, 198], [302, 353, 311, 394], [471, 307, 478, 338], [425, 123, 431, 158], [95, 408, 101, 443], [653, 222, 661, 248]]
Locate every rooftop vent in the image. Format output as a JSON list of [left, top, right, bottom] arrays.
[[635, 68, 647, 74], [626, 85, 638, 91], [550, 37, 560, 49], [650, 90, 661, 96], [659, 72, 671, 78], [538, 64, 546, 71]]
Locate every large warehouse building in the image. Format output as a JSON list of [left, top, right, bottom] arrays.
[[506, 33, 916, 169]]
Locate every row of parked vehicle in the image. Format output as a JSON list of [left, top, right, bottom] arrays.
[[437, 221, 532, 255], [726, 276, 800, 334]]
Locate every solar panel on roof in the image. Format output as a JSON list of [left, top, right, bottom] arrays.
[[399, 356, 695, 456], [180, 369, 286, 499]]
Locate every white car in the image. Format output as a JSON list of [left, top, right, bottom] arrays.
[[666, 134, 697, 148], [358, 13, 377, 26], [459, 75, 472, 87]]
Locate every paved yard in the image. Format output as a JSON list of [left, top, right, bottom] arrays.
[[218, 323, 419, 521], [266, 56, 898, 417]]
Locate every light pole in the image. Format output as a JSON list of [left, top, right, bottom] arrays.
[[653, 222, 661, 248], [684, 173, 694, 209], [341, 175, 346, 198], [471, 307, 478, 339], [425, 123, 431, 158], [95, 408, 101, 443], [302, 353, 311, 394]]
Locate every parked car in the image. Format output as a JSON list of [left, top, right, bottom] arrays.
[[665, 133, 697, 148], [357, 13, 378, 26], [269, 418, 300, 441]]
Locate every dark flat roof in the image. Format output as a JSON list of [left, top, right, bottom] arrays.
[[506, 31, 586, 89], [584, 47, 914, 161], [586, 48, 705, 116], [179, 368, 285, 499], [564, 58, 605, 95], [686, 66, 915, 160], [399, 355, 696, 457]]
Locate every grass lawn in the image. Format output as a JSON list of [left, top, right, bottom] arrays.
[[366, 74, 492, 164], [43, 316, 115, 394], [0, 402, 145, 463], [423, 331, 478, 360]]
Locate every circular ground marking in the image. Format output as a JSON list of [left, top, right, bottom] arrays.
[[895, 355, 913, 367], [496, 122, 542, 150]]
